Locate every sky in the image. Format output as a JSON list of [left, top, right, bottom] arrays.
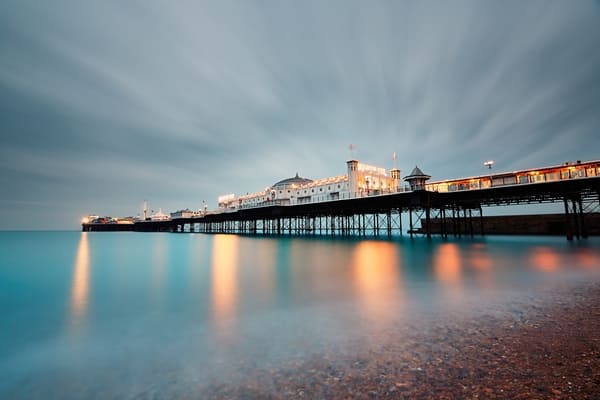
[[1, 0, 600, 230]]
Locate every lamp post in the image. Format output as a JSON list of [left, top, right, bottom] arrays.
[[484, 160, 494, 170]]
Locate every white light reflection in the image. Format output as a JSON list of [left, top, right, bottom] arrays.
[[70, 232, 90, 330]]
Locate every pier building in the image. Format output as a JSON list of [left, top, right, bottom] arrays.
[[425, 160, 597, 192], [83, 158, 600, 240], [218, 159, 402, 211], [170, 209, 197, 219]]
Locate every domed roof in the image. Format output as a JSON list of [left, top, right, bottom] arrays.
[[272, 173, 313, 188]]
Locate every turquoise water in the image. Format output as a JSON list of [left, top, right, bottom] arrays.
[[1, 231, 599, 398]]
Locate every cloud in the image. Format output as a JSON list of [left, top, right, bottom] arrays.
[[1, 0, 599, 229]]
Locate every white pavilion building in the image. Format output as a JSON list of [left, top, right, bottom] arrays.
[[218, 160, 402, 211]]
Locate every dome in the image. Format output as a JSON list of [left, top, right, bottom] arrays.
[[272, 173, 313, 188]]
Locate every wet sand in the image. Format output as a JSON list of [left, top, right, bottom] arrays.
[[200, 282, 600, 399]]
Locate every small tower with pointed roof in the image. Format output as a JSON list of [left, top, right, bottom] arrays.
[[403, 166, 431, 191]]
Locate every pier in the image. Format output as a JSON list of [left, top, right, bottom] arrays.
[[82, 159, 600, 240]]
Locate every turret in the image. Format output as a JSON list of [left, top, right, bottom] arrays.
[[390, 168, 401, 192], [347, 159, 359, 197], [403, 166, 431, 191]]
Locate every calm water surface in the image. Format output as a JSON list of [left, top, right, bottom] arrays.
[[1, 231, 599, 398]]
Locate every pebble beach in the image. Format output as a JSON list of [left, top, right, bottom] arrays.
[[197, 282, 600, 399]]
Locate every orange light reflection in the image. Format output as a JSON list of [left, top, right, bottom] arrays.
[[351, 241, 401, 322], [468, 244, 494, 290], [434, 243, 462, 284], [530, 247, 560, 272], [576, 248, 599, 269], [211, 235, 239, 329], [469, 247, 492, 271]]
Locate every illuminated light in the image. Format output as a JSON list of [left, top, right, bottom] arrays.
[[81, 217, 89, 224], [484, 160, 494, 169], [218, 193, 235, 203]]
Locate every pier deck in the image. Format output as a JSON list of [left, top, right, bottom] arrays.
[[83, 174, 600, 240]]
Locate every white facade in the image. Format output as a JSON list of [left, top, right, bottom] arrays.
[[218, 159, 402, 211], [149, 208, 171, 221], [170, 209, 197, 218]]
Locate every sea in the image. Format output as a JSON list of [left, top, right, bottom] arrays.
[[1, 231, 599, 398]]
